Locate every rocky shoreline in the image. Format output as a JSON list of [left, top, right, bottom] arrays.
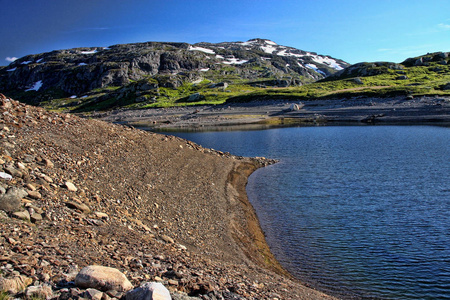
[[0, 94, 335, 299], [91, 96, 450, 130]]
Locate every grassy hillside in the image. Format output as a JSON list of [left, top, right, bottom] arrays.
[[17, 52, 450, 112]]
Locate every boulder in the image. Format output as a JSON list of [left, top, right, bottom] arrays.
[[352, 77, 364, 85], [75, 265, 133, 292], [0, 275, 33, 294], [12, 210, 31, 221], [64, 181, 78, 192], [289, 103, 304, 111], [65, 201, 91, 214], [0, 187, 27, 212], [125, 282, 171, 300], [25, 284, 53, 299], [187, 93, 204, 102]]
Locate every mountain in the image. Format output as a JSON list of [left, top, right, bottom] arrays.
[[0, 39, 349, 111]]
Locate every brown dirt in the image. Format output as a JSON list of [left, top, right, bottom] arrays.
[[0, 94, 336, 299]]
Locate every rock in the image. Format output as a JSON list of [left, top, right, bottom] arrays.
[[0, 172, 12, 181], [65, 201, 91, 213], [64, 181, 78, 192], [75, 265, 133, 292], [161, 235, 174, 243], [4, 166, 22, 178], [30, 212, 43, 223], [0, 275, 33, 294], [125, 282, 172, 300], [12, 210, 31, 221], [25, 284, 53, 299], [442, 83, 450, 90], [94, 211, 109, 219], [44, 158, 54, 168], [0, 187, 28, 212], [27, 190, 42, 199], [397, 75, 408, 80], [83, 288, 104, 300], [352, 77, 364, 84], [187, 93, 204, 102], [288, 103, 304, 111]]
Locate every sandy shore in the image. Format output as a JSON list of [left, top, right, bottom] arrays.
[[91, 96, 450, 130]]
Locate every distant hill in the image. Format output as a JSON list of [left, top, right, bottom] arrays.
[[0, 41, 448, 112], [0, 39, 348, 111]]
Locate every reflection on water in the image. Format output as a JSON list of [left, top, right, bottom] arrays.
[[149, 125, 450, 300]]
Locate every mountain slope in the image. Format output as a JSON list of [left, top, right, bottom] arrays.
[[0, 39, 348, 111]]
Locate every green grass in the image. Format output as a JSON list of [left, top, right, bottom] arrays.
[[10, 53, 449, 112]]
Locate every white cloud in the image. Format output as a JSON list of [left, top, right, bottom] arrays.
[[5, 57, 18, 62], [438, 23, 450, 30]]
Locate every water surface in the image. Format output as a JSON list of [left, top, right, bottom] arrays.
[[156, 125, 450, 299]]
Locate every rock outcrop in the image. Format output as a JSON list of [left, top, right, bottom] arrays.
[[0, 39, 348, 106]]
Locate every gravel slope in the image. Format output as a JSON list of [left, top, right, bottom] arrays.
[[0, 94, 335, 299]]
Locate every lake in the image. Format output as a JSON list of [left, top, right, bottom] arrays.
[[153, 125, 450, 299]]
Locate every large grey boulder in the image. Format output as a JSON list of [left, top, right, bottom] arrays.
[[0, 187, 27, 212], [125, 282, 171, 300], [75, 266, 133, 292]]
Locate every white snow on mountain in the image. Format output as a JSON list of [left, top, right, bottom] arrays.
[[78, 63, 87, 66], [310, 55, 344, 71], [36, 58, 44, 63], [25, 80, 43, 91], [6, 67, 16, 72], [215, 55, 225, 59], [265, 40, 277, 45], [305, 64, 326, 75], [276, 49, 306, 58], [222, 58, 248, 65], [199, 68, 210, 72], [188, 46, 215, 55], [81, 49, 98, 55], [260, 44, 277, 54], [21, 61, 32, 65]]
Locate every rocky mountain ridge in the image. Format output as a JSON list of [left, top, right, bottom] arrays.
[[0, 39, 348, 107]]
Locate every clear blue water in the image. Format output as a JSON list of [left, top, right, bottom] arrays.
[[155, 126, 450, 299]]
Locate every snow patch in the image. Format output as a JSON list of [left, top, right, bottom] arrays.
[[36, 58, 44, 63], [277, 49, 306, 58], [215, 55, 224, 59], [199, 68, 210, 72], [239, 40, 257, 46], [21, 61, 32, 65], [188, 46, 215, 55], [222, 58, 248, 65], [265, 40, 277, 45], [78, 63, 87, 66], [305, 64, 326, 76], [260, 44, 277, 54], [70, 95, 77, 99], [311, 55, 344, 71], [81, 49, 98, 55], [6, 67, 16, 72], [25, 80, 43, 92]]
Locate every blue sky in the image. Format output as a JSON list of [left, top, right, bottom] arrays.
[[1, 0, 450, 66]]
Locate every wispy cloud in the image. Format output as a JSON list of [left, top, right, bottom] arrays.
[[438, 23, 450, 30], [5, 57, 18, 63]]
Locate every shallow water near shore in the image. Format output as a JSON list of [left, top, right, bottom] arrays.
[[153, 125, 450, 299]]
